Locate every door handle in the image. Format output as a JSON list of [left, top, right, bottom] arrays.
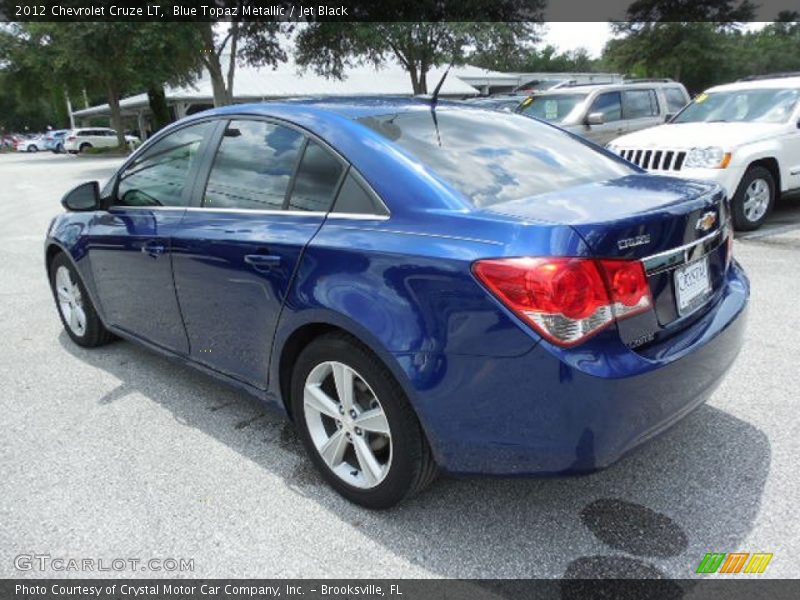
[[141, 241, 166, 258], [244, 254, 281, 271]]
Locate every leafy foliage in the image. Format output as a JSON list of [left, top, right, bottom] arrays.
[[296, 21, 543, 94]]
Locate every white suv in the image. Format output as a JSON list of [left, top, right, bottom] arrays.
[[608, 74, 800, 230], [64, 128, 140, 154]]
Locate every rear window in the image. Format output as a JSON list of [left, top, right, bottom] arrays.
[[358, 108, 633, 208]]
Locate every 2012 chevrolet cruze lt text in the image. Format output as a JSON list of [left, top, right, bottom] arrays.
[[45, 99, 749, 508]]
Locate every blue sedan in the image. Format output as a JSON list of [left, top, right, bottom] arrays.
[[45, 99, 748, 508]]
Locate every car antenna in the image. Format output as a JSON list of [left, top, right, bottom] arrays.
[[430, 63, 452, 147], [430, 63, 452, 110]]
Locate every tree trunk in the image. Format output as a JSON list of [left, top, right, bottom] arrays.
[[417, 66, 428, 95], [208, 60, 229, 107], [200, 23, 229, 107], [409, 65, 426, 95], [107, 84, 126, 149], [147, 84, 171, 133], [226, 24, 239, 104]]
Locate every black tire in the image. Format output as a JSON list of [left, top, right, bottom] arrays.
[[732, 166, 776, 231], [49, 253, 115, 348], [291, 332, 437, 509], [56, 143, 64, 153], [28, 145, 38, 153], [79, 143, 92, 153]]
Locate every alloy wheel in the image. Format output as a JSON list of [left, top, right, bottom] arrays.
[[743, 178, 770, 223], [55, 266, 86, 337], [303, 361, 392, 489]]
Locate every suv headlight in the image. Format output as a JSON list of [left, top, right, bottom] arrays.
[[684, 146, 731, 169]]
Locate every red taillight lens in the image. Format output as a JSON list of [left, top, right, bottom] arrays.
[[597, 259, 652, 319], [473, 257, 652, 347], [66, 136, 76, 141]]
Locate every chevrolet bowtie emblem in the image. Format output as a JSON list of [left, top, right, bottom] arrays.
[[696, 211, 717, 232]]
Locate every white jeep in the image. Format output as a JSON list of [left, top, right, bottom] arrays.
[[608, 74, 800, 231]]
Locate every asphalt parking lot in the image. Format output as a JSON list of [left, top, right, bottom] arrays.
[[1, 151, 799, 580]]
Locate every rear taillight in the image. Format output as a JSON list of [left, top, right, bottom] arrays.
[[473, 257, 652, 347], [66, 136, 76, 141]]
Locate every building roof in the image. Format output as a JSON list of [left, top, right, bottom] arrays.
[[73, 60, 479, 118]]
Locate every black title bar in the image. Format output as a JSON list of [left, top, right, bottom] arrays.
[[1, 0, 798, 22]]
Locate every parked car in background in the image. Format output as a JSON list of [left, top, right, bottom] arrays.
[[44, 130, 70, 153], [46, 100, 747, 508], [462, 94, 529, 112], [63, 128, 140, 153], [513, 74, 624, 94], [608, 74, 800, 230], [516, 80, 691, 145], [15, 135, 46, 152], [1, 134, 22, 150]]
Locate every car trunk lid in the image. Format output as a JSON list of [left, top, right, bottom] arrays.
[[485, 174, 732, 347]]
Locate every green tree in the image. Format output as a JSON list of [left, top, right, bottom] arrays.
[[603, 0, 756, 93], [128, 23, 205, 132], [725, 14, 800, 79], [296, 21, 542, 95], [471, 44, 600, 74], [1, 21, 208, 145], [197, 17, 292, 106]]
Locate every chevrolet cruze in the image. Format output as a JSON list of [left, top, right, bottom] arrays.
[[45, 99, 749, 508]]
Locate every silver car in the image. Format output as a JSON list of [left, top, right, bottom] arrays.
[[516, 80, 691, 145]]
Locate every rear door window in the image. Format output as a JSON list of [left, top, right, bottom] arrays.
[[623, 89, 659, 118], [204, 120, 304, 210], [589, 92, 622, 122], [664, 87, 688, 113], [333, 172, 387, 216], [287, 140, 345, 212]]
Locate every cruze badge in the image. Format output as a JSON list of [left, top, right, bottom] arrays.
[[617, 234, 651, 250], [696, 211, 717, 232]]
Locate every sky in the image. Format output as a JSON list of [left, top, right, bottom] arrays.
[[542, 22, 772, 59]]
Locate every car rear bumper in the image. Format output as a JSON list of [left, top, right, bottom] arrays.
[[404, 261, 749, 475]]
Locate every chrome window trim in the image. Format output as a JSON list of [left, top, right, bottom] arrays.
[[107, 113, 391, 219], [107, 205, 390, 221]]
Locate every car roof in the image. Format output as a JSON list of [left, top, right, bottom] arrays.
[[705, 76, 800, 93], [534, 82, 681, 95], [199, 96, 466, 121]]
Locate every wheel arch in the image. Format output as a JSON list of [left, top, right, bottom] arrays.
[[272, 316, 421, 426], [45, 241, 68, 277], [45, 240, 108, 326], [745, 157, 781, 194]]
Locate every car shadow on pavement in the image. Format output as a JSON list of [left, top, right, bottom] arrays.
[[58, 332, 771, 579]]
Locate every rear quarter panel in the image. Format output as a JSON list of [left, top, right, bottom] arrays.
[[269, 210, 591, 400]]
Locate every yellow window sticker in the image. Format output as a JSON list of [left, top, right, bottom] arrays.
[[695, 93, 709, 103]]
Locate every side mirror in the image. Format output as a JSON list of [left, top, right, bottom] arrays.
[[61, 181, 100, 212], [586, 112, 605, 126], [664, 113, 675, 122]]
